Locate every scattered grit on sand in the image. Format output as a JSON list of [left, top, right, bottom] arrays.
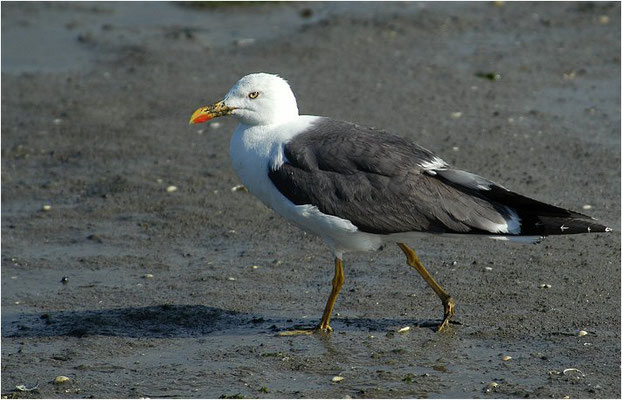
[[2, 2, 620, 398]]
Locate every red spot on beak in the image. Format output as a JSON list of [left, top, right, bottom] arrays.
[[192, 113, 212, 124]]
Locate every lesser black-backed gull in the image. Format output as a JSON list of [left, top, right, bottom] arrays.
[[189, 73, 611, 334]]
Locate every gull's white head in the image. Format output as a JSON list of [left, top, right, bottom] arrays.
[[189, 73, 299, 127]]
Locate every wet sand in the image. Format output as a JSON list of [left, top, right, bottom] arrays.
[[1, 2, 620, 398]]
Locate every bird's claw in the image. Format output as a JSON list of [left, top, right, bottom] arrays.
[[275, 324, 333, 336], [436, 296, 456, 332]]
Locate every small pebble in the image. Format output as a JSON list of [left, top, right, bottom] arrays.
[[485, 382, 499, 392], [563, 71, 576, 80], [55, 376, 70, 384], [452, 146, 459, 151], [397, 326, 411, 333], [332, 376, 344, 383], [539, 283, 551, 289], [493, 1, 504, 6], [450, 112, 462, 119], [484, 266, 493, 272], [166, 185, 178, 193], [582, 204, 592, 210], [60, 276, 69, 284], [548, 370, 561, 376], [210, 121, 222, 129], [87, 234, 103, 243], [502, 355, 512, 361], [599, 15, 610, 24], [143, 274, 154, 279], [42, 204, 52, 211], [156, 178, 163, 183], [251, 265, 260, 270], [578, 330, 588, 337], [53, 118, 63, 125], [227, 277, 236, 281]]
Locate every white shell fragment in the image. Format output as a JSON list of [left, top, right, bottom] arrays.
[[166, 185, 178, 193], [582, 204, 592, 210], [143, 274, 154, 279], [42, 204, 52, 211], [15, 382, 39, 392], [578, 330, 588, 337], [397, 326, 411, 333], [231, 184, 248, 192], [55, 376, 70, 384], [332, 376, 345, 383], [563, 368, 583, 376], [450, 112, 462, 119], [235, 38, 256, 47], [502, 355, 512, 361]]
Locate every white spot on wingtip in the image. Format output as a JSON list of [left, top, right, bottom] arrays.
[[418, 156, 447, 170], [560, 224, 568, 232], [605, 227, 612, 232]]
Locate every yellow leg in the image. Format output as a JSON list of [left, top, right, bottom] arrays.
[[277, 257, 345, 336], [317, 257, 345, 332], [398, 243, 456, 332]]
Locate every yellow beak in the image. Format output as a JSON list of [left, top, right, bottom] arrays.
[[189, 100, 235, 124]]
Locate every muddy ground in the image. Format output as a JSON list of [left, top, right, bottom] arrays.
[[1, 2, 620, 398]]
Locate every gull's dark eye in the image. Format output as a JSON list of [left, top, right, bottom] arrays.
[[248, 91, 260, 99]]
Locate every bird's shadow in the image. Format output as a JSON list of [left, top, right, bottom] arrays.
[[1, 304, 457, 339]]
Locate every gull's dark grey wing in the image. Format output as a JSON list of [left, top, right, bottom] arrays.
[[268, 118, 609, 236]]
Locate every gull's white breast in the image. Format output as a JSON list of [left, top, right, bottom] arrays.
[[228, 115, 384, 257]]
